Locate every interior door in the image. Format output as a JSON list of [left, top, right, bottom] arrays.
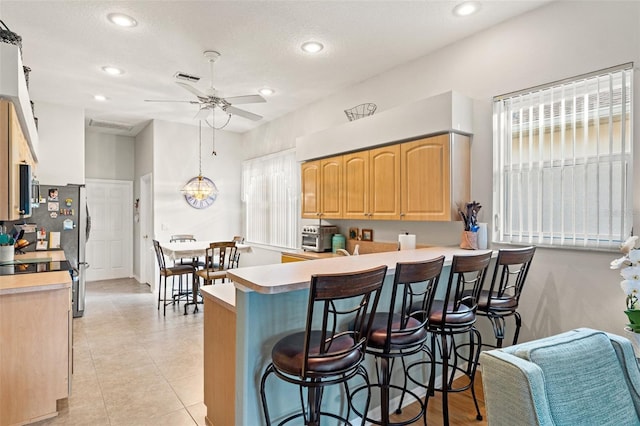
[[85, 179, 133, 281]]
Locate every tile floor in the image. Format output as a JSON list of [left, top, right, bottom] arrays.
[[34, 278, 206, 426]]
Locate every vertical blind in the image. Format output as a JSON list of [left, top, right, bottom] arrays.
[[241, 149, 300, 249], [493, 64, 633, 250]]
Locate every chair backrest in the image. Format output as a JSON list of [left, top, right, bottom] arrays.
[[485, 246, 536, 310], [441, 251, 492, 325], [301, 265, 388, 378], [152, 240, 167, 271], [170, 234, 196, 242], [204, 241, 238, 271], [385, 256, 445, 352], [232, 235, 244, 243]]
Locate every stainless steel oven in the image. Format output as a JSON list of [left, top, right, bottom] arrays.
[[301, 225, 338, 252]]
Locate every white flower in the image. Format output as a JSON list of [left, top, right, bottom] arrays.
[[621, 279, 640, 296], [611, 256, 629, 269], [629, 250, 640, 266], [621, 236, 639, 254], [622, 266, 640, 282]]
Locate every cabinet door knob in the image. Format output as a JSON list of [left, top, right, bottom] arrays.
[[400, 212, 405, 217]]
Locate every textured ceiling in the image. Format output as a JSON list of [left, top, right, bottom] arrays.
[[1, 1, 550, 135]]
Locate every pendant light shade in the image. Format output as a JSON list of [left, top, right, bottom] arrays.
[[181, 121, 219, 206]]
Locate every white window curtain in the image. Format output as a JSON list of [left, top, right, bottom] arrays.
[[241, 149, 300, 249], [493, 63, 633, 250]]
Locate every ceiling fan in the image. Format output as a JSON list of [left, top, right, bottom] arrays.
[[145, 50, 266, 126]]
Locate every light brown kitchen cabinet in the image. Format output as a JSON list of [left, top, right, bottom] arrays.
[[0, 100, 35, 220], [303, 132, 469, 222], [301, 156, 343, 219], [401, 133, 470, 221], [343, 145, 401, 220]]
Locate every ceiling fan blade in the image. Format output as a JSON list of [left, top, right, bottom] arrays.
[[144, 99, 201, 103], [224, 94, 266, 105], [176, 81, 209, 99], [194, 107, 211, 120], [226, 106, 263, 121]]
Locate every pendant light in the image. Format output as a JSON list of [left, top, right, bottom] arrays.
[[181, 121, 218, 202]]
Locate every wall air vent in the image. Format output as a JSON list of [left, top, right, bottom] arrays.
[[174, 72, 201, 83], [88, 119, 134, 132]]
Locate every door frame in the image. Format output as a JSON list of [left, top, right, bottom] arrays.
[[138, 173, 155, 291]]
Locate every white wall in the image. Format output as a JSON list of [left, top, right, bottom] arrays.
[[34, 101, 84, 185], [85, 130, 134, 180], [241, 1, 640, 341], [152, 120, 244, 242]]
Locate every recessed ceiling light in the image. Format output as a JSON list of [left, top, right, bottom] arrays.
[[258, 87, 275, 96], [101, 66, 124, 76], [107, 13, 137, 27], [94, 94, 108, 101], [301, 41, 324, 54], [453, 1, 480, 17]]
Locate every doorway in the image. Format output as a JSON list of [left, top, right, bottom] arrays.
[[138, 173, 155, 292], [85, 179, 133, 281]]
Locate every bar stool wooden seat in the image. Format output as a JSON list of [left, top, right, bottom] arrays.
[[476, 246, 536, 348], [350, 256, 445, 426], [407, 251, 492, 426], [259, 265, 388, 426]]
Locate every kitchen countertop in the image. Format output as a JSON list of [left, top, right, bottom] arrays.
[[0, 250, 71, 295], [281, 250, 345, 260], [229, 246, 494, 294]]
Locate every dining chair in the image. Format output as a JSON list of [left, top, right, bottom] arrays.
[[260, 265, 388, 425], [231, 236, 244, 268], [152, 240, 195, 316]]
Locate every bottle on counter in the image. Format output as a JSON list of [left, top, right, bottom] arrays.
[[332, 234, 346, 253]]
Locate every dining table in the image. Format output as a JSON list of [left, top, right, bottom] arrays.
[[160, 240, 252, 314]]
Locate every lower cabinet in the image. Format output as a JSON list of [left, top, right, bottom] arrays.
[[0, 285, 71, 426]]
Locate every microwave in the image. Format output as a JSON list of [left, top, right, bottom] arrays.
[[301, 225, 338, 252]]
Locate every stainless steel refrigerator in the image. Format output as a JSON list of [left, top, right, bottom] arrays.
[[28, 184, 91, 317]]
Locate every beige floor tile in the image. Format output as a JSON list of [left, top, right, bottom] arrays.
[[169, 373, 204, 406], [186, 401, 208, 426]]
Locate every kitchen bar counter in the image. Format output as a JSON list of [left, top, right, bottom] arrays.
[[205, 247, 492, 425]]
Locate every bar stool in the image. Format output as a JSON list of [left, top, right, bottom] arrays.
[[350, 256, 445, 426], [259, 265, 388, 426], [152, 240, 195, 316], [407, 251, 492, 426], [476, 246, 536, 348]]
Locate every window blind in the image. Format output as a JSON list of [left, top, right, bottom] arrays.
[[493, 64, 633, 250], [241, 149, 300, 249]]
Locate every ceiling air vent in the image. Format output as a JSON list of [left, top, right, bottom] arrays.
[[174, 71, 201, 83], [88, 119, 134, 132]]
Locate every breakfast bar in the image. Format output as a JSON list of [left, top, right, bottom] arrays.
[[201, 246, 492, 426]]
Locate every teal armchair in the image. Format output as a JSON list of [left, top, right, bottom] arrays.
[[480, 328, 640, 426]]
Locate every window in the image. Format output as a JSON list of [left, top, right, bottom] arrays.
[[241, 149, 300, 249], [493, 64, 633, 250]]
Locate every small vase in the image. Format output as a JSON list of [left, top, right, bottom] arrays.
[[0, 245, 14, 264], [625, 309, 640, 333]]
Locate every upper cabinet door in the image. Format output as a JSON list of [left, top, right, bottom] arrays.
[[343, 151, 369, 220], [320, 156, 343, 219], [369, 144, 401, 220], [301, 160, 321, 218], [401, 134, 470, 221]]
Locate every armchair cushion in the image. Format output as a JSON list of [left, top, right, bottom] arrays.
[[481, 328, 640, 426]]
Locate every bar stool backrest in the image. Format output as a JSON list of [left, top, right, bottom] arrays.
[[443, 252, 493, 324], [486, 246, 536, 310], [152, 239, 167, 272], [301, 265, 388, 378], [388, 256, 445, 352]]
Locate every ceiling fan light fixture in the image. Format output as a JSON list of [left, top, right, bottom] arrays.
[[301, 41, 324, 54], [102, 66, 124, 76], [107, 13, 138, 27], [94, 94, 108, 101], [258, 87, 275, 96]]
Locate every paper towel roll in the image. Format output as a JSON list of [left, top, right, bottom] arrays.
[[477, 223, 488, 250], [398, 234, 416, 250]]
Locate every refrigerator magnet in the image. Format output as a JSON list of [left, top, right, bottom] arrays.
[[48, 202, 59, 211], [49, 211, 58, 218], [63, 219, 74, 230], [48, 188, 59, 201]]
